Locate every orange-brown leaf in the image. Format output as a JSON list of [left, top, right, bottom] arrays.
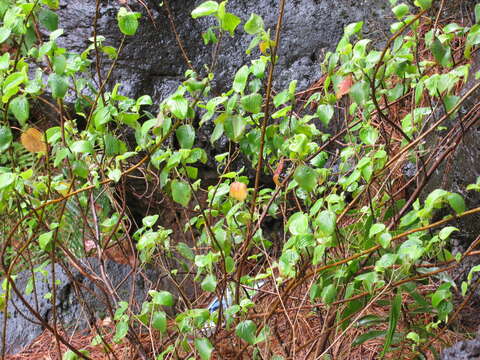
[[21, 128, 47, 153], [259, 40, 269, 55], [273, 158, 284, 187], [336, 75, 353, 99]]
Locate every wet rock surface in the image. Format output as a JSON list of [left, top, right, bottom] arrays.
[[1, 259, 178, 355], [442, 336, 480, 360], [54, 0, 393, 214], [423, 52, 480, 246], [57, 0, 391, 100]]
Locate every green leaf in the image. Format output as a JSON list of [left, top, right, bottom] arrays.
[[113, 320, 129, 343], [294, 165, 318, 192], [236, 320, 257, 345], [9, 96, 29, 126], [444, 95, 459, 119], [240, 93, 262, 113], [251, 59, 266, 78], [356, 315, 385, 327], [0, 126, 12, 152], [359, 126, 379, 145], [108, 169, 122, 183], [52, 55, 67, 75], [72, 161, 88, 179], [273, 90, 290, 107], [191, 1, 218, 18], [225, 256, 235, 273], [117, 7, 141, 36], [381, 293, 401, 356], [224, 115, 246, 141], [137, 232, 159, 251], [150, 290, 174, 306], [202, 27, 218, 44], [194, 338, 214, 360], [176, 124, 195, 149], [201, 274, 217, 292], [0, 53, 9, 70], [316, 210, 336, 236], [349, 80, 369, 105], [48, 73, 68, 99], [41, 0, 60, 9], [439, 226, 458, 240], [344, 21, 363, 37], [447, 193, 465, 213], [272, 105, 291, 119], [114, 302, 129, 320], [142, 215, 159, 227], [398, 238, 424, 263], [71, 140, 93, 154], [219, 12, 241, 36], [288, 212, 309, 235], [39, 8, 58, 31], [392, 3, 409, 19], [3, 72, 26, 94], [101, 45, 118, 59], [177, 242, 194, 261], [378, 232, 392, 249], [468, 265, 480, 283], [244, 13, 264, 34], [430, 37, 452, 67], [476, 4, 480, 24], [369, 223, 386, 238], [375, 254, 398, 272], [171, 179, 191, 207], [0, 27, 11, 43], [152, 311, 167, 333], [233, 65, 250, 93], [321, 284, 337, 305], [39, 231, 53, 252], [104, 133, 125, 156], [167, 94, 189, 120], [49, 29, 63, 41], [399, 210, 418, 228], [62, 350, 76, 360], [317, 104, 334, 126], [93, 106, 112, 127], [352, 330, 386, 346], [136, 95, 153, 106], [414, 0, 432, 10], [0, 172, 14, 189], [210, 122, 224, 144]]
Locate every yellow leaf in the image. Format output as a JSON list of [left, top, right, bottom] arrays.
[[259, 41, 269, 55], [21, 128, 47, 153], [54, 181, 71, 197], [229, 181, 248, 201]]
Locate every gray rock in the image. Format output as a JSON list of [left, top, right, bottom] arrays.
[[442, 337, 480, 360], [422, 52, 480, 245], [1, 258, 183, 355], [52, 0, 393, 199], [55, 0, 391, 100]]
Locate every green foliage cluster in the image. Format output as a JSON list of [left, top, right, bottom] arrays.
[[1, 0, 480, 358]]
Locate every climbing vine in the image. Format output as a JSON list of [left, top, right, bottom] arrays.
[[1, 0, 480, 359]]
